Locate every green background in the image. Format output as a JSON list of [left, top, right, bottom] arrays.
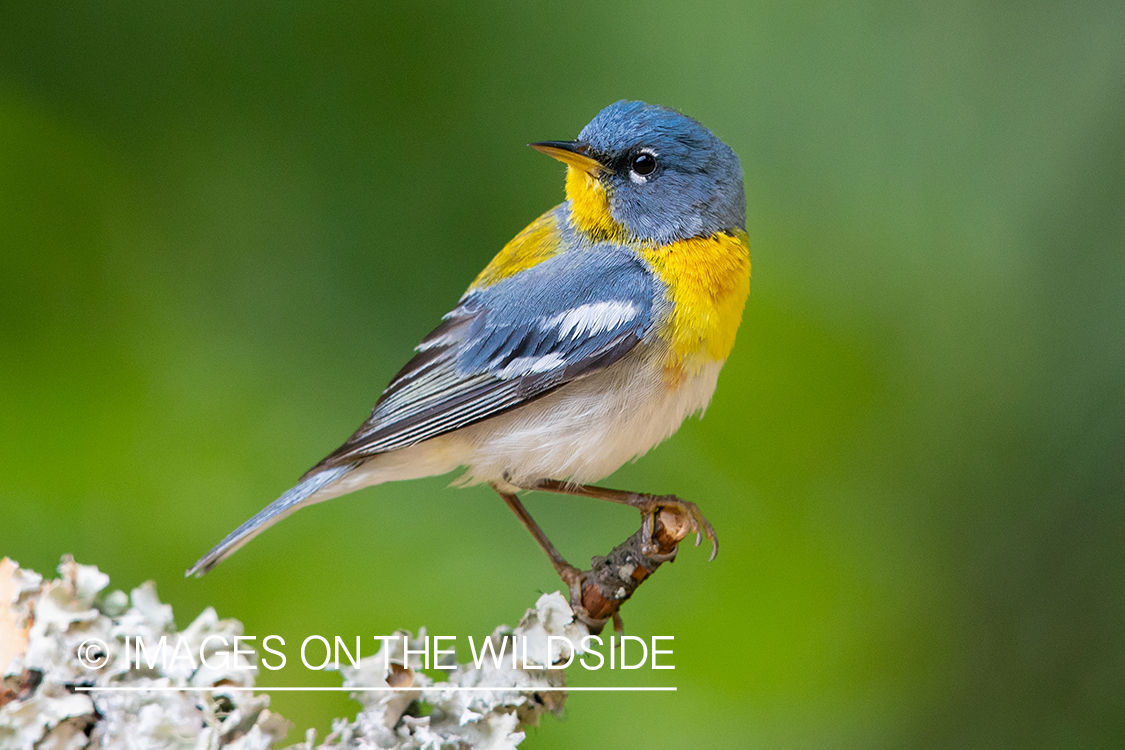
[[2, 2, 1123, 747]]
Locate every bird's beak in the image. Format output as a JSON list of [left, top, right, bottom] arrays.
[[529, 140, 610, 176]]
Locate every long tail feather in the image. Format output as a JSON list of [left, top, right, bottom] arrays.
[[186, 464, 355, 578]]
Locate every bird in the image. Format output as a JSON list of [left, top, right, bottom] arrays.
[[187, 100, 750, 591]]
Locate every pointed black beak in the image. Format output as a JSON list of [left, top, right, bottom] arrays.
[[529, 140, 610, 176]]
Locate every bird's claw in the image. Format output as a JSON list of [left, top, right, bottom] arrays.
[[561, 566, 613, 631], [559, 564, 587, 608], [638, 511, 675, 560], [644, 495, 719, 562], [639, 541, 678, 562]]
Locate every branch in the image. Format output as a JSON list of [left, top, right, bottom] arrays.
[[574, 508, 694, 633], [0, 507, 698, 749]]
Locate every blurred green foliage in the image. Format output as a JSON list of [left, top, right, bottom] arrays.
[[2, 1, 1123, 747]]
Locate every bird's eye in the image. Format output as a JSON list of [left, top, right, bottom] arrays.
[[630, 152, 657, 177]]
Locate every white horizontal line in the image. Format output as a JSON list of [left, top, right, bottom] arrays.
[[74, 686, 675, 693]]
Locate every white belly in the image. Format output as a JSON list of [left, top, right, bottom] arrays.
[[450, 354, 724, 488], [333, 353, 725, 493]]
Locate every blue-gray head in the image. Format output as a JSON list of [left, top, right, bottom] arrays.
[[531, 100, 745, 244]]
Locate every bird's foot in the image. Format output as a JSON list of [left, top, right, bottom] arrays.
[[559, 564, 610, 629], [637, 495, 719, 562], [557, 563, 587, 606]]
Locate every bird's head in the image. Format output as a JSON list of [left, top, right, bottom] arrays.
[[531, 100, 745, 244]]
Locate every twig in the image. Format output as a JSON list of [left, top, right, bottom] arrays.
[[574, 508, 693, 634]]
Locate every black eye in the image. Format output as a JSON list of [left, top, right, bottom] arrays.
[[630, 152, 657, 177]]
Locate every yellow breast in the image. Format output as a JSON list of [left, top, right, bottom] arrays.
[[640, 229, 751, 375]]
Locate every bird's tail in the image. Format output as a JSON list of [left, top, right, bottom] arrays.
[[186, 463, 355, 578]]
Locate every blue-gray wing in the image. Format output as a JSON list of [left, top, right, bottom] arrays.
[[308, 247, 656, 471]]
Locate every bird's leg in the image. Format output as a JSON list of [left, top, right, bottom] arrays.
[[528, 479, 719, 561], [493, 485, 585, 602]]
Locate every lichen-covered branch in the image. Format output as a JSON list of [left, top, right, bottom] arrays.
[[1, 506, 698, 749]]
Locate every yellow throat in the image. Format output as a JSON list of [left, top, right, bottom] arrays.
[[565, 165, 622, 240]]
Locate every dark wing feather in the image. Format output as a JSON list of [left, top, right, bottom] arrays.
[[307, 246, 655, 473]]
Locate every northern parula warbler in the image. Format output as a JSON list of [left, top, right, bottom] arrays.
[[188, 100, 750, 586]]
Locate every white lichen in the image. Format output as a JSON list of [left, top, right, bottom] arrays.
[[1, 556, 282, 750], [317, 592, 588, 750], [1, 557, 588, 750]]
